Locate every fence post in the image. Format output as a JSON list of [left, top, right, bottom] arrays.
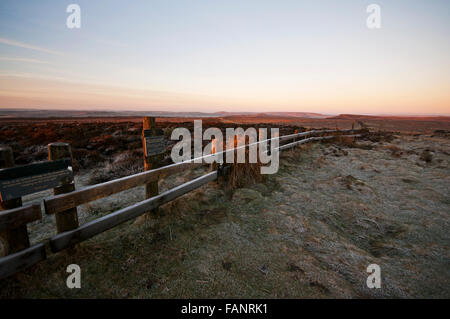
[[0, 146, 29, 256], [142, 117, 163, 217], [210, 138, 216, 171], [48, 143, 79, 233]]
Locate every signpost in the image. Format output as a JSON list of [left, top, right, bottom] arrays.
[[0, 159, 72, 201], [143, 132, 166, 157], [141, 117, 165, 218]]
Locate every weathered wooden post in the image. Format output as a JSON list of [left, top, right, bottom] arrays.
[[210, 138, 216, 171], [0, 146, 28, 256], [142, 117, 164, 217], [211, 138, 216, 156], [234, 135, 238, 161], [48, 143, 79, 233]]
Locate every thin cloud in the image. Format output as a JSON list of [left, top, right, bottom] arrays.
[[0, 57, 52, 64], [0, 72, 70, 82], [0, 37, 63, 55]]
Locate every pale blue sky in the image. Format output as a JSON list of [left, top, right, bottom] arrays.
[[0, 0, 449, 114]]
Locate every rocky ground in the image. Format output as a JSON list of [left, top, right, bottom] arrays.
[[0, 133, 449, 298]]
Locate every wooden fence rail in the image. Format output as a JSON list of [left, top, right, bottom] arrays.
[[50, 169, 226, 252], [0, 204, 42, 231], [277, 134, 362, 152], [0, 204, 46, 279], [0, 124, 366, 279], [44, 161, 202, 215], [0, 144, 72, 279], [0, 243, 46, 280]]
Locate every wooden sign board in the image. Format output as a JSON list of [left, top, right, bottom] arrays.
[[0, 159, 73, 201], [144, 134, 166, 157]]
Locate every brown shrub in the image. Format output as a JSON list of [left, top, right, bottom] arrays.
[[336, 135, 356, 147], [226, 162, 264, 191], [218, 146, 265, 191]]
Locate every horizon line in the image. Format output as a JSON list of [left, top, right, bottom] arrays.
[[0, 107, 449, 118]]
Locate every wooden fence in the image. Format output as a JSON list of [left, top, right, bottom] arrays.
[[0, 119, 365, 279]]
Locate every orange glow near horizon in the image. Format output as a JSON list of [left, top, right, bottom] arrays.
[[0, 74, 448, 115]]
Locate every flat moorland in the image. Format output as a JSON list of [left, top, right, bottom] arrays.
[[0, 121, 448, 298]]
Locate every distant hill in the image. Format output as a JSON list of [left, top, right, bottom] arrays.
[[0, 108, 328, 119], [0, 108, 218, 119], [328, 114, 450, 121], [1, 108, 447, 121], [265, 112, 328, 118]]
